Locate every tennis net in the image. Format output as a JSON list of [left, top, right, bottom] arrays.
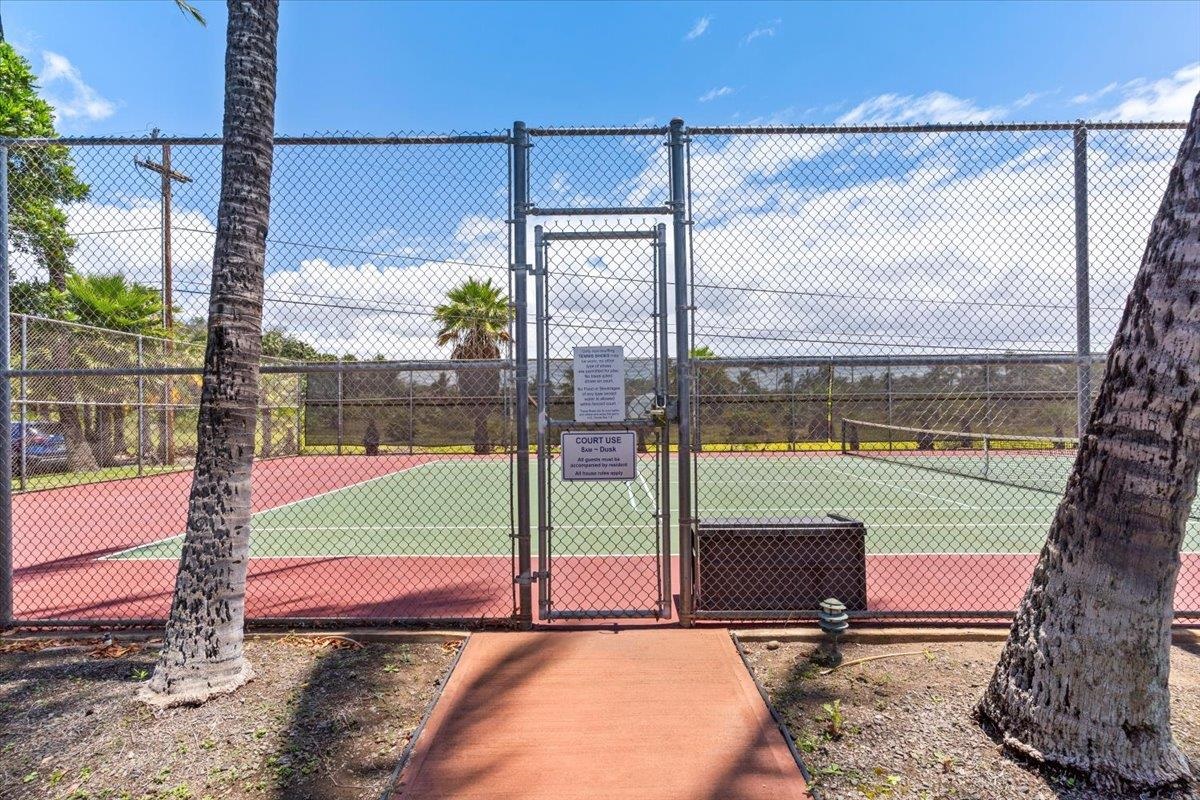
[[840, 418, 1080, 498]]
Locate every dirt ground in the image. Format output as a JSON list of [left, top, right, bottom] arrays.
[[740, 636, 1200, 800], [0, 635, 459, 800]]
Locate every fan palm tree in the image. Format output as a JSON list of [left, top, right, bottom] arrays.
[[141, 0, 278, 707], [65, 273, 167, 335], [64, 273, 166, 465], [434, 278, 513, 454]]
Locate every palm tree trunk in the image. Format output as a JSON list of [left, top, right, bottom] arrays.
[[141, 0, 278, 707], [113, 402, 127, 455], [977, 93, 1200, 790], [260, 405, 272, 458]]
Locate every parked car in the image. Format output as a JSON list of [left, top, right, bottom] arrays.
[[10, 420, 69, 473]]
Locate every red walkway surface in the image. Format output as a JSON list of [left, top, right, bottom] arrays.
[[11, 456, 1200, 623], [392, 630, 811, 800]]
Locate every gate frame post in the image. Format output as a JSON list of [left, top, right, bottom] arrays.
[[511, 120, 534, 629], [668, 119, 694, 625]]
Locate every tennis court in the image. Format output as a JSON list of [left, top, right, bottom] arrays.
[[102, 450, 1200, 562], [12, 449, 1200, 623]]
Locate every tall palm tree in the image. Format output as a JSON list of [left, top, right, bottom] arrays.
[[978, 93, 1200, 790], [434, 277, 513, 454], [141, 0, 278, 706]]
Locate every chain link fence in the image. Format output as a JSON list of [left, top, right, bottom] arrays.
[[0, 119, 1191, 627]]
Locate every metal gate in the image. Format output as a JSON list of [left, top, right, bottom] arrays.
[[508, 120, 694, 625], [532, 225, 673, 619]]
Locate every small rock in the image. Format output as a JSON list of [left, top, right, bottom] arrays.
[[765, 640, 781, 651]]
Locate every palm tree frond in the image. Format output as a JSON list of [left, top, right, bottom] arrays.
[[173, 0, 207, 26]]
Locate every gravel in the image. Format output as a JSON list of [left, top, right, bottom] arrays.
[[740, 637, 1200, 800]]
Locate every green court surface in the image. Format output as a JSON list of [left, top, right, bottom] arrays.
[[110, 453, 1200, 560]]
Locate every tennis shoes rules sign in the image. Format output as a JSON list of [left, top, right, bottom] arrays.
[[564, 347, 636, 481]]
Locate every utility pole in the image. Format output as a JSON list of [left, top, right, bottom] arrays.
[[136, 139, 192, 464]]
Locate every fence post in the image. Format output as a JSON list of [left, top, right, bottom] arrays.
[[294, 373, 302, 455], [1073, 122, 1091, 439], [0, 146, 13, 629], [407, 368, 414, 456], [511, 120, 533, 629], [136, 334, 144, 476], [983, 361, 992, 431], [788, 365, 796, 452], [336, 359, 344, 455], [669, 118, 695, 624], [18, 316, 27, 490]]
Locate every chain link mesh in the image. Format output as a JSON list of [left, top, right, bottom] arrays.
[[685, 124, 1194, 621], [6, 134, 519, 625], [1, 121, 1191, 626]]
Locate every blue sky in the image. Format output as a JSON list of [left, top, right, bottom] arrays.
[[2, 1, 1197, 360], [2, 0, 1198, 135]]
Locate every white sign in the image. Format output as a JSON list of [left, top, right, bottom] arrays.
[[573, 346, 626, 423], [561, 431, 638, 482]]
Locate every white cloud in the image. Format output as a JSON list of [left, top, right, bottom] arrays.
[[1099, 63, 1199, 122], [1071, 82, 1119, 105], [837, 91, 1004, 124], [39, 51, 116, 123], [742, 19, 780, 45], [1012, 90, 1056, 109], [7, 127, 1178, 363], [685, 16, 712, 40], [699, 86, 735, 103]]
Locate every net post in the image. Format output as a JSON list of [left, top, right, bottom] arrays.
[[0, 146, 12, 629], [511, 120, 533, 629], [1073, 121, 1091, 440], [669, 118, 695, 625]]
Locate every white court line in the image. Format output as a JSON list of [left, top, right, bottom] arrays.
[[697, 505, 1057, 513], [243, 520, 1051, 532], [807, 460, 976, 509], [680, 477, 1055, 487], [636, 472, 655, 505], [249, 524, 654, 532], [102, 549, 1083, 562], [110, 551, 670, 561], [99, 460, 442, 561], [623, 481, 639, 510]]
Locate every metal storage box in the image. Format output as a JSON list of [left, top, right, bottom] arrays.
[[694, 516, 867, 613]]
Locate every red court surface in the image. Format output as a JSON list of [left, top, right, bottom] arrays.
[[10, 456, 1200, 624], [391, 630, 811, 800]]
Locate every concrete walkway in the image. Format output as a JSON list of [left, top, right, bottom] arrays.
[[392, 629, 811, 800]]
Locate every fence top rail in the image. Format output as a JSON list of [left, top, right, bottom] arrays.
[[7, 358, 516, 379], [687, 120, 1187, 135], [694, 353, 1103, 369], [0, 133, 510, 147], [0, 120, 1183, 148], [12, 313, 302, 364], [527, 125, 669, 137]]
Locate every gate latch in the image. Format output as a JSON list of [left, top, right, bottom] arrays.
[[514, 570, 547, 586], [649, 394, 672, 425]]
